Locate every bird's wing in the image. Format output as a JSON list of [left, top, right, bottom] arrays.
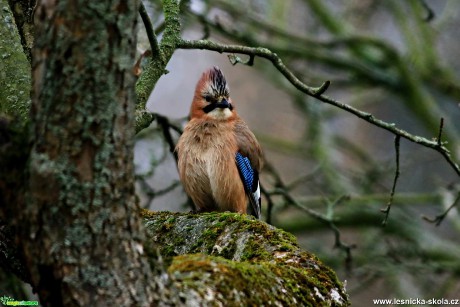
[[234, 120, 263, 219], [235, 152, 261, 219], [234, 120, 263, 171]]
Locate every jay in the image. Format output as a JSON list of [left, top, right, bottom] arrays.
[[176, 67, 263, 218]]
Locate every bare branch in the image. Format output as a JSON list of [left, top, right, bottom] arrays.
[[381, 136, 401, 225], [419, 0, 435, 22], [177, 39, 329, 95], [176, 39, 460, 177], [328, 215, 355, 272], [137, 179, 182, 209], [437, 117, 444, 147], [155, 114, 181, 163], [422, 192, 460, 226], [262, 162, 354, 266], [285, 167, 321, 191], [275, 188, 355, 270]]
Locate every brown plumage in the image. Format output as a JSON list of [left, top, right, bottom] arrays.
[[175, 67, 263, 217]]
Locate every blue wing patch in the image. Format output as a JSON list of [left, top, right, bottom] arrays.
[[235, 152, 261, 219], [235, 153, 254, 191]]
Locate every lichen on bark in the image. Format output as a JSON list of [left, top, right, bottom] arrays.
[[134, 0, 182, 134], [13, 0, 155, 305]]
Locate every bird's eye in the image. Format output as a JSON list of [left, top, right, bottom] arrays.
[[204, 96, 211, 102]]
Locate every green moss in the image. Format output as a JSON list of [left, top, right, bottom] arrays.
[[134, 0, 183, 134], [135, 58, 166, 106], [159, 0, 181, 60], [168, 254, 347, 306], [0, 1, 31, 124], [144, 211, 309, 263], [142, 211, 349, 305]]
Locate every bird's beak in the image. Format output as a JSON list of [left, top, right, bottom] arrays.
[[202, 98, 233, 113], [217, 98, 233, 110], [218, 98, 230, 108]]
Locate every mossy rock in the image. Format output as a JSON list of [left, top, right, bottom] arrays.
[[142, 210, 349, 306]]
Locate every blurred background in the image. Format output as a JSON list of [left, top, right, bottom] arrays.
[[135, 1, 460, 305]]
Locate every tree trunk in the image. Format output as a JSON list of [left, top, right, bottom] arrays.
[[13, 0, 154, 305]]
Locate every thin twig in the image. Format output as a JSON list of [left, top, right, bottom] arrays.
[[329, 218, 355, 272], [381, 136, 401, 225], [274, 188, 355, 270], [273, 188, 330, 221], [296, 192, 440, 207], [328, 195, 355, 271], [138, 178, 182, 208], [312, 80, 331, 96], [285, 166, 320, 191], [155, 114, 180, 163], [262, 162, 354, 267], [422, 192, 460, 226], [437, 117, 444, 147], [196, 14, 211, 39], [419, 0, 435, 22], [139, 2, 162, 59], [176, 39, 460, 177], [228, 54, 254, 66], [154, 21, 166, 34]]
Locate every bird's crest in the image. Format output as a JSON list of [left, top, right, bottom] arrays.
[[200, 66, 230, 98]]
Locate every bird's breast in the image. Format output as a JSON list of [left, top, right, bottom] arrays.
[[178, 120, 238, 183], [176, 119, 247, 212]]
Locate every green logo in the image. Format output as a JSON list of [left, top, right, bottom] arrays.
[[0, 297, 13, 306], [0, 296, 39, 306]]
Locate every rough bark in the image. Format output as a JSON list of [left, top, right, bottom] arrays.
[[0, 116, 30, 287], [7, 0, 155, 305]]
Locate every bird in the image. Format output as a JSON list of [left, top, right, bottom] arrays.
[[175, 66, 263, 219]]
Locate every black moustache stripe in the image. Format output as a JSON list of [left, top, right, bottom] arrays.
[[203, 103, 233, 113]]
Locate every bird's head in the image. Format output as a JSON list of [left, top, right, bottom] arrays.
[[190, 66, 235, 120]]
